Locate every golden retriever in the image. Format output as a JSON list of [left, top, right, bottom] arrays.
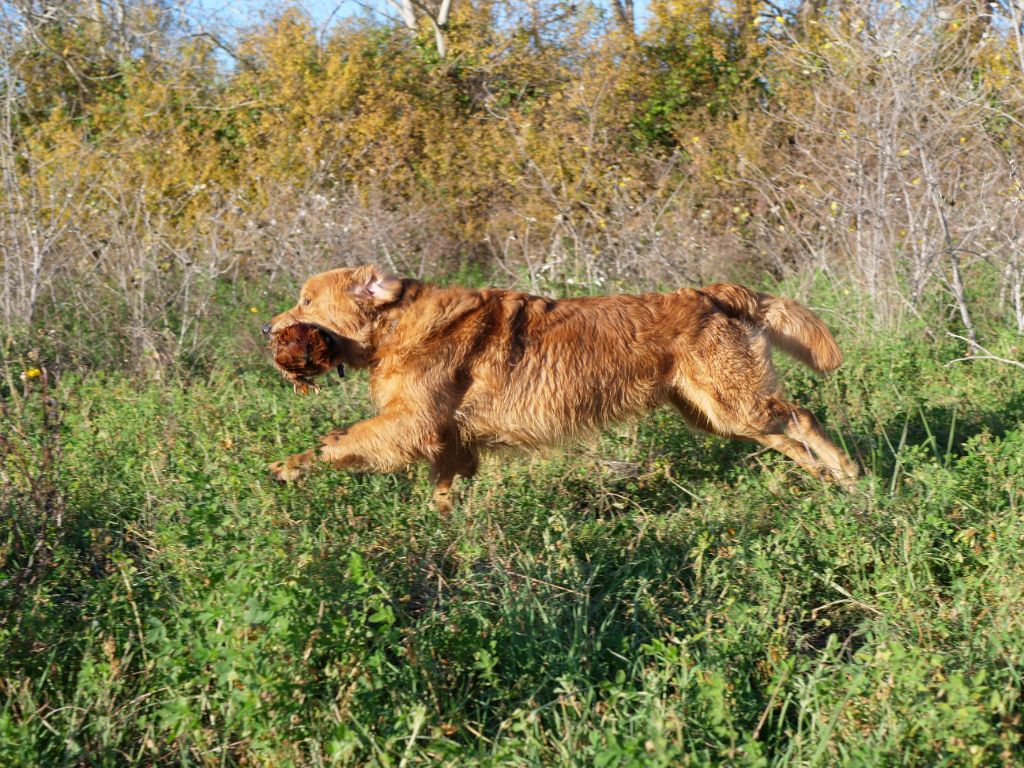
[[264, 265, 858, 509]]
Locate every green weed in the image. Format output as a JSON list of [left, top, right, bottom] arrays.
[[2, 289, 1022, 766]]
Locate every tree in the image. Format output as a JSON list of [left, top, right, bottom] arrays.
[[386, 0, 455, 56]]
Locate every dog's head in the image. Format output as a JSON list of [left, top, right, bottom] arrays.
[[263, 265, 404, 372]]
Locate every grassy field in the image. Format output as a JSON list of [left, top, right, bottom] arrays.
[[2, 286, 1023, 766]]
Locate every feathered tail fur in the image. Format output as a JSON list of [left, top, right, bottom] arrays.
[[699, 283, 843, 373]]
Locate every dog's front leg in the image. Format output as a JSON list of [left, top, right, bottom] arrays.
[[268, 410, 434, 483], [429, 443, 479, 513]]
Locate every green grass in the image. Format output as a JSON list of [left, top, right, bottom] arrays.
[[2, 297, 1023, 766]]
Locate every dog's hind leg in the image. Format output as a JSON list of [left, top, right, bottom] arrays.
[[752, 400, 859, 485], [668, 393, 722, 436], [748, 431, 834, 482], [668, 391, 857, 486], [666, 317, 857, 485]]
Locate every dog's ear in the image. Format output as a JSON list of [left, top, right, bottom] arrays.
[[350, 265, 402, 305]]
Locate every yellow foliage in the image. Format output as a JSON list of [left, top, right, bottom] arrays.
[[8, 0, 1023, 268]]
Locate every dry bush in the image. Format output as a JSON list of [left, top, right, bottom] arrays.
[[738, 0, 1024, 338], [249, 183, 465, 281], [1, 0, 1021, 378], [484, 154, 752, 292]]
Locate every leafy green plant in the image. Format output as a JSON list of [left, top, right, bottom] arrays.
[[2, 284, 1022, 765]]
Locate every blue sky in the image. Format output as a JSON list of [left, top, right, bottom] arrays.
[[191, 0, 652, 35]]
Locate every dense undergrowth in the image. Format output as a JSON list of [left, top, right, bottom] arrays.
[[3, 0, 1024, 763], [1, 283, 1022, 766]]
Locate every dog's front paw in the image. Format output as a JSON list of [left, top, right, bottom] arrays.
[[268, 460, 302, 483], [432, 488, 454, 514], [268, 451, 314, 483]]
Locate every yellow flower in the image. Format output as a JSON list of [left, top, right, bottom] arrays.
[[25, 367, 42, 379], [250, 306, 259, 313], [911, 177, 921, 186]]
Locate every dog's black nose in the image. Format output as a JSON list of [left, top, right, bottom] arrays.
[[261, 323, 272, 336]]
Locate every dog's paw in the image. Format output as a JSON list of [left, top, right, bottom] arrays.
[[432, 488, 454, 514], [268, 460, 300, 483], [268, 451, 314, 483]]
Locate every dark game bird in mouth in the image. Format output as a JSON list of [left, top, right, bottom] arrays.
[[271, 323, 345, 394]]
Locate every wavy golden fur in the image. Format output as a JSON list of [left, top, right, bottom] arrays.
[[265, 265, 858, 509]]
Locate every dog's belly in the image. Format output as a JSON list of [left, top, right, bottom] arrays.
[[456, 352, 666, 448]]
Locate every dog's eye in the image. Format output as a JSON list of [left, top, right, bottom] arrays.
[[303, 298, 311, 306]]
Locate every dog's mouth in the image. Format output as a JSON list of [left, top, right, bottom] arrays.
[[318, 327, 350, 378]]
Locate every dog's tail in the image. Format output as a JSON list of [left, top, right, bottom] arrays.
[[698, 283, 843, 373]]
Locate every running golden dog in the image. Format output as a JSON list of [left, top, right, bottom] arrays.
[[264, 265, 858, 509]]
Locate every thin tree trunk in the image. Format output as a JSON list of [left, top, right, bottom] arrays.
[[612, 0, 635, 35], [919, 145, 978, 352]]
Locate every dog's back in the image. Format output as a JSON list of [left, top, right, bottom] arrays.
[[402, 284, 852, 486], [450, 290, 675, 447]]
